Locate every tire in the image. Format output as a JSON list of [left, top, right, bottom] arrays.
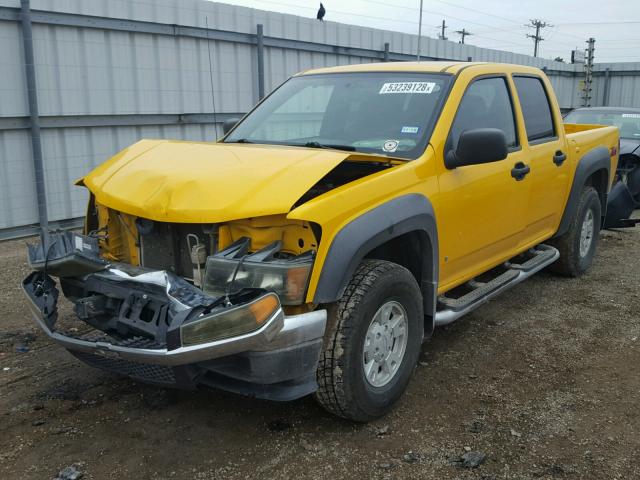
[[547, 186, 602, 277], [314, 259, 423, 422]]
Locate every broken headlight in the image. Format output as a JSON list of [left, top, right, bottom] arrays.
[[202, 238, 314, 305], [181, 293, 280, 346]]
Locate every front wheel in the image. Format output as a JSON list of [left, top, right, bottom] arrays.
[[314, 260, 423, 421], [548, 186, 602, 277]]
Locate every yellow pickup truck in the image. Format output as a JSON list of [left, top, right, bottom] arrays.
[[23, 62, 618, 421]]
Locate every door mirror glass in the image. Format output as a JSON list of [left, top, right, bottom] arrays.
[[445, 128, 508, 169]]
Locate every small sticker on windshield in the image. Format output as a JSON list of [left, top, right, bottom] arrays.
[[382, 140, 399, 152], [379, 82, 436, 94], [401, 126, 419, 134], [622, 113, 640, 118]]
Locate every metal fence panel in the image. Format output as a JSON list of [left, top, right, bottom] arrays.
[[0, 129, 38, 229], [31, 25, 257, 116], [38, 123, 218, 223], [1, 0, 640, 237], [592, 64, 640, 108], [0, 19, 28, 116], [606, 76, 640, 108]]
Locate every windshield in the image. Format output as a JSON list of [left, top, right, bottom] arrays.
[[224, 72, 452, 159], [565, 109, 640, 139]]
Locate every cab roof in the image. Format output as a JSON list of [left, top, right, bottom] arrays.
[[298, 61, 545, 76]]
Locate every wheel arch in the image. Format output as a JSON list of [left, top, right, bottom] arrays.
[[312, 194, 438, 336], [554, 146, 610, 238]]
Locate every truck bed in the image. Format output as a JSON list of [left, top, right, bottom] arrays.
[[564, 123, 619, 178], [564, 122, 618, 148]]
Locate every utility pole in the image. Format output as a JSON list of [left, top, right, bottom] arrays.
[[582, 37, 596, 107], [438, 19, 448, 40], [526, 19, 550, 57], [416, 0, 423, 61], [456, 28, 472, 44]]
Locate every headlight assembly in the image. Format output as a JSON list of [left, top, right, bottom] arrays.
[[202, 238, 314, 305], [180, 293, 280, 346]]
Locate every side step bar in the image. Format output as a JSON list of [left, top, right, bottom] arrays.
[[434, 244, 559, 326]]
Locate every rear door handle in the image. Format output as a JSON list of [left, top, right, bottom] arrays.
[[511, 162, 530, 181], [553, 150, 567, 166]]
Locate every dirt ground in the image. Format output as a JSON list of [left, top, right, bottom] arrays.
[[1, 225, 639, 480]]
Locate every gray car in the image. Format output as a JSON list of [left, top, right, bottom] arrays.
[[565, 107, 640, 227]]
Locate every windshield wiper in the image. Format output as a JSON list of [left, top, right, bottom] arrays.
[[302, 141, 356, 152], [227, 138, 254, 144]]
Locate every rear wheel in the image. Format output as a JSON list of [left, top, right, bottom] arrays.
[[548, 186, 601, 277], [314, 260, 423, 422]]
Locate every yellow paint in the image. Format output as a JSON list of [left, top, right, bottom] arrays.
[[77, 62, 619, 305], [219, 215, 317, 255], [95, 202, 139, 265], [291, 62, 618, 299], [81, 140, 394, 223]]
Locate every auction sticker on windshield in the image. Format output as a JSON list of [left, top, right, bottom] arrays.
[[379, 82, 436, 94]]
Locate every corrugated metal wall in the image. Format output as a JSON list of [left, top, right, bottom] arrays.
[[591, 63, 640, 108], [1, 0, 639, 237]]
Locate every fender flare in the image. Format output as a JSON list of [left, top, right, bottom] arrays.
[[313, 194, 439, 324], [554, 146, 610, 238]]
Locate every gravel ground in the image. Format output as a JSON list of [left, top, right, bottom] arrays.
[[1, 225, 639, 480]]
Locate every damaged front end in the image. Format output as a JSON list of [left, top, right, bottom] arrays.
[[22, 230, 326, 401]]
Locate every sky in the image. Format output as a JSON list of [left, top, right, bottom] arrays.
[[213, 0, 640, 63]]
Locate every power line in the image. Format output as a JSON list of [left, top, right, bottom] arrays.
[[218, 0, 636, 63], [472, 32, 532, 48], [595, 39, 640, 44], [365, 0, 640, 52], [249, 0, 638, 52], [429, 0, 525, 25], [438, 19, 448, 40], [526, 19, 551, 57], [455, 28, 472, 44], [410, 0, 604, 46], [555, 20, 640, 26], [359, 0, 512, 32], [593, 45, 640, 50], [417, 0, 424, 60], [230, 0, 422, 26], [363, 0, 505, 31], [363, 0, 421, 12], [542, 25, 585, 43], [204, 16, 218, 139]]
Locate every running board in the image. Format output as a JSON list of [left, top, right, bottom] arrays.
[[434, 244, 559, 326]]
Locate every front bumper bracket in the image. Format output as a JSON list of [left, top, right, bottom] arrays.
[[22, 266, 327, 400]]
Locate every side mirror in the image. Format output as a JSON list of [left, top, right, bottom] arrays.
[[445, 128, 508, 169], [222, 118, 240, 135]]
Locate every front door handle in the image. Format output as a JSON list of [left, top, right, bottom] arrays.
[[511, 162, 530, 181], [553, 150, 567, 166]]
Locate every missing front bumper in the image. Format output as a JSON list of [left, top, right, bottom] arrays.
[[21, 259, 326, 400]]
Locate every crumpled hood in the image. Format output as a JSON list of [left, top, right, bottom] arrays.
[[81, 139, 361, 222], [619, 138, 640, 156]]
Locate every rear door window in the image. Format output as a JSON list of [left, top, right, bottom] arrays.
[[513, 76, 555, 142]]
